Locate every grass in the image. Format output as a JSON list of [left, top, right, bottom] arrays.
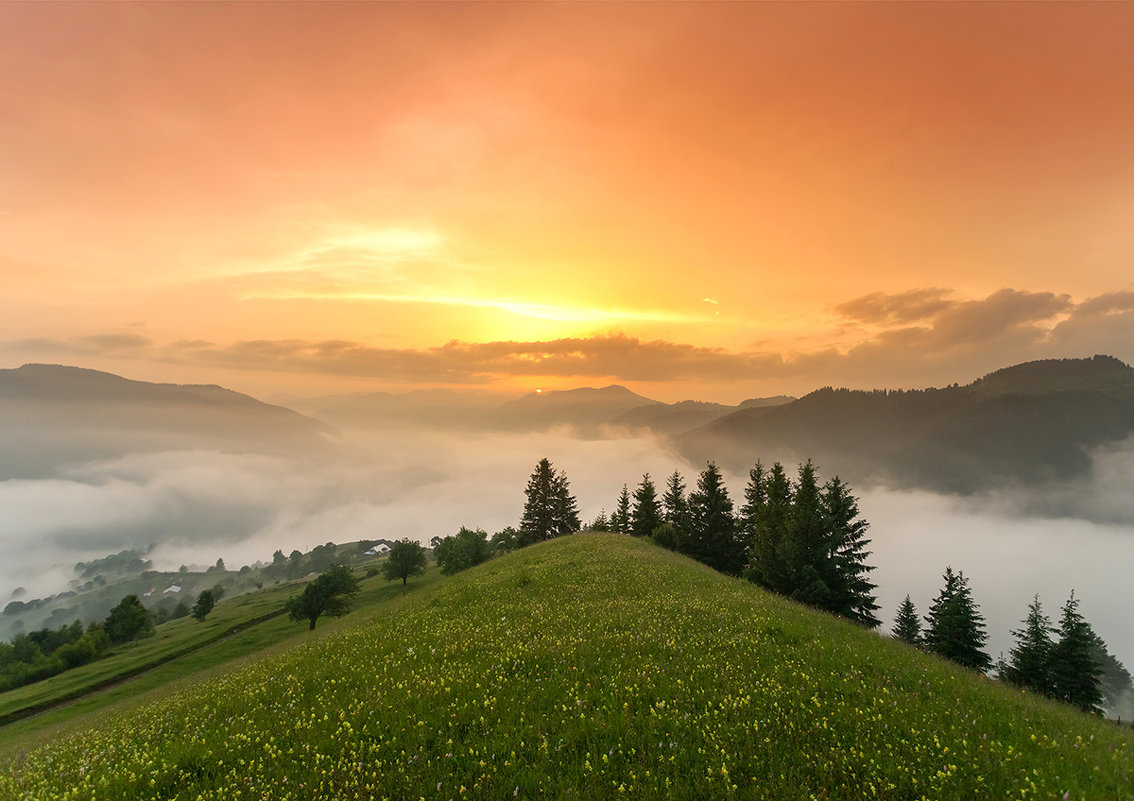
[[1, 534, 1130, 800], [0, 567, 442, 756]]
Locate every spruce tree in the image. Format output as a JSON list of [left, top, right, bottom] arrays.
[[822, 475, 880, 628], [661, 471, 691, 549], [892, 595, 922, 645], [923, 567, 991, 672], [783, 461, 831, 608], [749, 462, 793, 594], [1002, 595, 1054, 696], [687, 462, 742, 574], [551, 469, 581, 536], [630, 474, 662, 538], [1049, 591, 1104, 714], [739, 461, 767, 578], [611, 485, 632, 535], [519, 458, 579, 544]]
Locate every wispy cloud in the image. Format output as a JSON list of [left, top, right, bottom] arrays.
[[5, 288, 1132, 390]]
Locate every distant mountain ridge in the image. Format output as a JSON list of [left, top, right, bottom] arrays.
[[677, 355, 1134, 495], [0, 364, 333, 478]]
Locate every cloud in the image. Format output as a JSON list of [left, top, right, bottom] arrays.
[[4, 288, 1132, 392], [834, 288, 953, 325]]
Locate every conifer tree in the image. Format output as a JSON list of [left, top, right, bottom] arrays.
[[923, 567, 991, 671], [519, 458, 579, 545], [552, 469, 581, 536], [739, 461, 767, 576], [1049, 591, 1104, 714], [891, 595, 922, 645], [822, 475, 880, 628], [782, 461, 831, 608], [1002, 594, 1055, 696], [749, 462, 793, 594], [661, 471, 691, 547], [687, 462, 742, 574], [611, 484, 632, 535], [630, 474, 662, 538]]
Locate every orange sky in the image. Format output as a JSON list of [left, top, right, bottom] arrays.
[[2, 2, 1134, 402]]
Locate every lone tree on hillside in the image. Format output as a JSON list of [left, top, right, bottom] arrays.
[[104, 595, 155, 644], [923, 567, 991, 672], [286, 563, 362, 630], [518, 458, 580, 545], [892, 595, 922, 646], [382, 539, 428, 587], [191, 589, 216, 623]]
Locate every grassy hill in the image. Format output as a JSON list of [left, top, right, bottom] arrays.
[[2, 534, 1130, 799]]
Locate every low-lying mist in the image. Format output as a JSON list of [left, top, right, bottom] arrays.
[[2, 427, 1131, 691]]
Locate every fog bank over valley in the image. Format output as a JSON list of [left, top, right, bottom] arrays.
[[2, 420, 1132, 674]]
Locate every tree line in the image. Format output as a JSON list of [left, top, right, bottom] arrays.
[[892, 577, 1121, 714], [427, 456, 1119, 717]]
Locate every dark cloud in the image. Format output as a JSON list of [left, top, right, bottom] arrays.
[[930, 289, 1071, 346], [834, 288, 953, 325]]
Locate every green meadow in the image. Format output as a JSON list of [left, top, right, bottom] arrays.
[[1, 534, 1130, 800]]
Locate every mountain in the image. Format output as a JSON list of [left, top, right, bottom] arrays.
[[677, 355, 1134, 494], [609, 395, 795, 436], [0, 364, 334, 478], [4, 534, 1129, 797], [488, 385, 662, 432]]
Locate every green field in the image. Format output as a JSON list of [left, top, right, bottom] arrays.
[[0, 568, 442, 755], [1, 534, 1130, 799]]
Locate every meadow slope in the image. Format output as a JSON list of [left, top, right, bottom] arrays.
[[2, 534, 1130, 800]]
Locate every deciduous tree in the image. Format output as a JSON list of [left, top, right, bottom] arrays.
[[286, 564, 362, 630], [382, 539, 428, 587]]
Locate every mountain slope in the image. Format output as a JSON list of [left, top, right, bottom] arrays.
[[0, 364, 333, 477], [4, 534, 1129, 799], [490, 384, 661, 431], [678, 355, 1134, 495]]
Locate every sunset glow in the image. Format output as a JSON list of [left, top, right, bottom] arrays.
[[2, 2, 1134, 401]]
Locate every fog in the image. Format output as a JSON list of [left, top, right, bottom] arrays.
[[1, 428, 1130, 689]]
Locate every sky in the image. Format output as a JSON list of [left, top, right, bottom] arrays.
[[3, 2, 1134, 402]]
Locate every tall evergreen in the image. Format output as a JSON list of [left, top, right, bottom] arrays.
[[519, 458, 579, 545], [739, 461, 767, 578], [687, 462, 742, 574], [611, 485, 632, 535], [782, 461, 831, 608], [630, 474, 663, 538], [1002, 595, 1055, 696], [661, 471, 691, 545], [552, 470, 581, 536], [1049, 591, 1104, 714], [822, 475, 880, 628], [891, 595, 922, 646], [923, 567, 991, 672], [749, 462, 793, 594]]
